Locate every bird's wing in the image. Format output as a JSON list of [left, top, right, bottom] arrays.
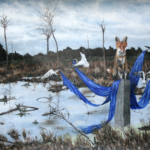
[[42, 69, 54, 79], [73, 52, 89, 67], [74, 60, 83, 66], [79, 52, 89, 67], [80, 52, 87, 61], [84, 62, 90, 67]]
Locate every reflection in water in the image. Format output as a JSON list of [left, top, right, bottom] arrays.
[[16, 112, 30, 117], [43, 83, 46, 87], [21, 82, 31, 88], [32, 120, 39, 125], [2, 83, 5, 87], [32, 83, 36, 90], [42, 119, 56, 125]]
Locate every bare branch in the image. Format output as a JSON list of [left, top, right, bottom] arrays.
[[98, 20, 106, 76], [0, 12, 11, 29], [42, 101, 95, 146], [37, 7, 55, 39], [37, 4, 59, 64], [0, 12, 10, 68], [0, 103, 38, 116]]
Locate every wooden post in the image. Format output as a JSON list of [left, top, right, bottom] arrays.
[[115, 79, 130, 128]]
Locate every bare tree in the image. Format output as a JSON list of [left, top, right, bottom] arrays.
[[87, 35, 90, 62], [9, 41, 13, 63], [98, 20, 106, 76], [38, 6, 59, 65], [37, 8, 54, 66], [37, 24, 52, 55], [44, 7, 59, 64], [0, 13, 11, 68]]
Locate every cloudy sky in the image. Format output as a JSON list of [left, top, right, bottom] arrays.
[[0, 0, 150, 56]]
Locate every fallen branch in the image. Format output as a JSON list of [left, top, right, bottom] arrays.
[[0, 104, 38, 116], [0, 108, 18, 116]]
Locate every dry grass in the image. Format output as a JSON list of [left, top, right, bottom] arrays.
[[0, 129, 93, 150], [1, 124, 150, 149], [0, 58, 150, 88], [93, 123, 150, 150]]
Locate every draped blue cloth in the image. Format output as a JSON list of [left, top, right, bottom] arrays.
[[60, 71, 110, 107], [74, 68, 111, 97], [72, 59, 111, 97], [128, 51, 146, 91], [73, 52, 150, 110], [81, 79, 121, 134], [60, 51, 150, 134], [128, 51, 150, 109], [130, 81, 150, 109]]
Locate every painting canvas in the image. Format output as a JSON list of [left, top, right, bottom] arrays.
[[0, 0, 150, 149]]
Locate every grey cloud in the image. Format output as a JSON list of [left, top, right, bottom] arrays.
[[0, 0, 150, 56]]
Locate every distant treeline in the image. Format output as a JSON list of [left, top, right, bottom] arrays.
[[0, 43, 149, 64]]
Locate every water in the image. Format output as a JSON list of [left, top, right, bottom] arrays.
[[0, 78, 150, 141]]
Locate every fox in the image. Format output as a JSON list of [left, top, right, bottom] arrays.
[[107, 36, 129, 79]]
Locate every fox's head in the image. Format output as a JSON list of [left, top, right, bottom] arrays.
[[115, 36, 128, 57]]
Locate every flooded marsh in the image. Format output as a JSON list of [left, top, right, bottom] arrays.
[[0, 79, 150, 143]]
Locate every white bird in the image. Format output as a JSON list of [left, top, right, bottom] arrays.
[[72, 52, 89, 68], [41, 69, 59, 80]]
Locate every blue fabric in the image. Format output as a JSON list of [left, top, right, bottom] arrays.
[[72, 60, 111, 97], [60, 71, 108, 107], [130, 81, 150, 109], [128, 51, 146, 91], [60, 51, 150, 134], [75, 68, 111, 97], [81, 80, 121, 134], [128, 51, 150, 109], [73, 52, 150, 110], [60, 70, 121, 134]]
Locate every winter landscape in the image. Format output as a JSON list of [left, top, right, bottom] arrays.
[[0, 0, 150, 149]]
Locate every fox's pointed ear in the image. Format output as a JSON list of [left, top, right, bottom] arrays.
[[123, 36, 128, 42], [115, 37, 120, 43]]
